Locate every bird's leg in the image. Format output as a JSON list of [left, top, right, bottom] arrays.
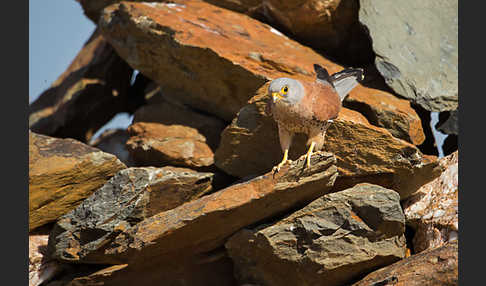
[[305, 142, 316, 168], [273, 148, 289, 173], [273, 126, 293, 174]]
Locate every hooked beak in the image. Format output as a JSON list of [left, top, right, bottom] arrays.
[[272, 92, 283, 103]]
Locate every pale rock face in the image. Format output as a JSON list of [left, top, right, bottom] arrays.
[[403, 151, 458, 253]]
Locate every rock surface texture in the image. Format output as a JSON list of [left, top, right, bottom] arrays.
[[48, 166, 214, 263], [359, 0, 458, 112], [352, 241, 458, 286], [344, 86, 425, 145], [28, 28, 133, 143], [215, 87, 442, 199], [98, 0, 368, 121], [226, 183, 406, 286], [403, 151, 458, 253], [126, 122, 215, 169], [30, 0, 458, 284], [29, 235, 63, 286], [29, 131, 126, 231]]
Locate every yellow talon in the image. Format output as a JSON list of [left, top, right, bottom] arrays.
[[305, 142, 315, 168], [273, 149, 289, 173]]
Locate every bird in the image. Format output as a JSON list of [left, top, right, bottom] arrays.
[[266, 64, 364, 173]]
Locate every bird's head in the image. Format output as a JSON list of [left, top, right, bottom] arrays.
[[268, 78, 304, 105]]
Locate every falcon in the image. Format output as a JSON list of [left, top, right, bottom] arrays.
[[266, 64, 364, 173]]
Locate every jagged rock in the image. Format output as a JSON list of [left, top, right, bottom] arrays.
[[359, 0, 458, 112], [126, 122, 215, 169], [90, 129, 135, 167], [29, 28, 134, 143], [29, 131, 126, 231], [79, 0, 371, 65], [64, 264, 131, 286], [226, 183, 406, 286], [29, 235, 63, 286], [403, 151, 458, 253], [47, 152, 336, 285], [215, 86, 442, 199], [344, 86, 425, 145], [48, 166, 213, 263], [436, 109, 458, 136], [352, 241, 458, 286], [254, 0, 372, 64], [132, 83, 226, 150], [98, 0, 367, 121], [53, 151, 336, 263]]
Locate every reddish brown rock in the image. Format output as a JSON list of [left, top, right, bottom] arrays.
[[48, 166, 214, 264], [226, 183, 406, 286], [403, 151, 458, 253], [29, 131, 126, 231], [132, 83, 227, 150], [30, 235, 63, 286], [90, 128, 135, 167], [29, 28, 134, 143], [215, 86, 442, 199], [352, 241, 458, 286], [126, 122, 214, 169], [344, 86, 426, 145], [50, 152, 336, 264], [98, 0, 364, 121]]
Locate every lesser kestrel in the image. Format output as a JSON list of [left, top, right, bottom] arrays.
[[267, 64, 364, 173]]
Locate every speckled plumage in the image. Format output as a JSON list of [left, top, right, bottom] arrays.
[[267, 64, 363, 171]]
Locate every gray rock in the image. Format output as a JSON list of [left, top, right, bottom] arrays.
[[436, 109, 458, 135], [359, 0, 458, 112], [225, 183, 406, 286], [47, 166, 213, 264]]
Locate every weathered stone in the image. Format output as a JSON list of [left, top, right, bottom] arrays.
[[226, 183, 406, 286], [50, 151, 336, 266], [403, 151, 458, 253], [132, 83, 226, 150], [352, 241, 458, 286], [256, 0, 372, 64], [48, 166, 213, 263], [344, 86, 425, 145], [65, 258, 236, 286], [30, 235, 64, 286], [90, 128, 135, 167], [29, 28, 134, 143], [436, 109, 458, 136], [126, 122, 215, 169], [359, 0, 458, 112], [98, 0, 361, 121], [29, 131, 126, 231], [215, 86, 442, 199]]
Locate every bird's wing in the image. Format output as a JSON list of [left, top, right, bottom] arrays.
[[299, 81, 341, 123], [329, 68, 364, 101]]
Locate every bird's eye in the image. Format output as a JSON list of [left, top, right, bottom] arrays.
[[281, 86, 289, 94]]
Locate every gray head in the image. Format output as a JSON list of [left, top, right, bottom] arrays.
[[268, 77, 305, 105]]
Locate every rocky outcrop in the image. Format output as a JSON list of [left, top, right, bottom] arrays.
[[403, 151, 458, 253], [226, 183, 406, 286], [47, 152, 337, 284], [48, 166, 214, 263], [215, 86, 442, 199], [359, 0, 458, 112], [126, 122, 215, 169], [98, 0, 363, 121], [28, 28, 134, 143], [352, 241, 458, 286], [132, 83, 226, 150], [29, 235, 63, 286], [344, 86, 425, 145], [90, 128, 134, 167], [29, 131, 126, 231]]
